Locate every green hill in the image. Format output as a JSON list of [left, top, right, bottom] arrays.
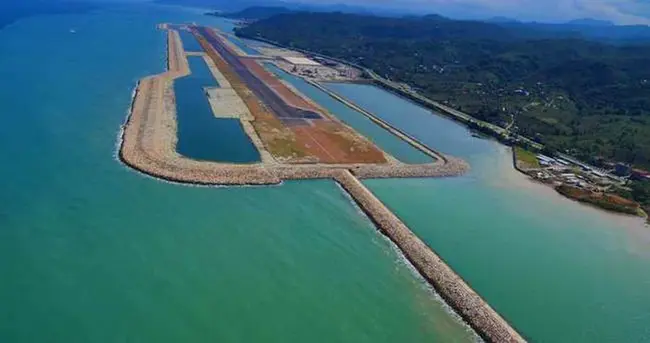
[[239, 12, 650, 168], [209, 6, 293, 20]]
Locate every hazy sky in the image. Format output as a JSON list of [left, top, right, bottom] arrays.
[[301, 0, 650, 24]]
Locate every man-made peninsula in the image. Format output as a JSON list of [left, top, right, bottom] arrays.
[[118, 24, 524, 342]]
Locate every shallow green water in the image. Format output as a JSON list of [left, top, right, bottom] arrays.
[[0, 5, 475, 342], [264, 64, 431, 164], [328, 83, 650, 342], [175, 56, 260, 163]]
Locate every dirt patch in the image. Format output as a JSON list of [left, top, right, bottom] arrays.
[[292, 122, 386, 164], [195, 30, 386, 165], [556, 185, 641, 215]]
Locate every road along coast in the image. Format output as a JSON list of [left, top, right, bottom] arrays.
[[118, 25, 524, 342]]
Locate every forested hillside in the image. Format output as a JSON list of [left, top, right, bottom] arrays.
[[208, 6, 293, 20], [238, 12, 650, 168]]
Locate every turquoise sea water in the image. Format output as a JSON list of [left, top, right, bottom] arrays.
[[264, 63, 431, 164], [4, 4, 648, 342], [0, 4, 475, 342], [175, 55, 260, 163], [328, 83, 650, 342]]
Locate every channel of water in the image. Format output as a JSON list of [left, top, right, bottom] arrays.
[[0, 6, 478, 342], [326, 82, 650, 343], [178, 29, 203, 52], [264, 63, 432, 164]]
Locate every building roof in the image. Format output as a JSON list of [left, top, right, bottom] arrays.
[[282, 56, 322, 66]]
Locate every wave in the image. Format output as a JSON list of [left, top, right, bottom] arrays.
[[334, 180, 482, 342]]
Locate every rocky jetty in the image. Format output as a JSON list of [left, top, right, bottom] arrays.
[[117, 26, 525, 343], [335, 170, 525, 343], [120, 28, 469, 187]]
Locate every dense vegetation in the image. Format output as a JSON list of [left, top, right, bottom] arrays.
[[239, 12, 650, 168], [157, 0, 277, 12], [514, 147, 540, 169], [624, 181, 650, 215], [556, 185, 640, 215], [498, 20, 650, 44]]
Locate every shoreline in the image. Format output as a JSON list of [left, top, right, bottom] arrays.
[[511, 148, 647, 220], [117, 24, 525, 342], [334, 171, 524, 342], [484, 144, 648, 228], [119, 26, 469, 186], [236, 33, 648, 226]]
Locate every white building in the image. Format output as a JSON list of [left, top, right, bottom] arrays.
[[282, 56, 322, 67]]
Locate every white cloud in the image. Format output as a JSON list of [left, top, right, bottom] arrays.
[[307, 0, 650, 24], [574, 0, 650, 25]]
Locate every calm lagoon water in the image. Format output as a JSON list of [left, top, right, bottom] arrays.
[[228, 35, 260, 55], [324, 82, 483, 159], [175, 56, 260, 163], [264, 63, 431, 164], [178, 29, 203, 52], [328, 83, 650, 342], [0, 4, 475, 343]]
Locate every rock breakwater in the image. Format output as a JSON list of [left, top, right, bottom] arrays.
[[117, 25, 525, 343], [334, 170, 525, 343]]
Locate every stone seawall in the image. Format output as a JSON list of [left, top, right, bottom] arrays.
[[307, 80, 447, 163], [119, 27, 470, 186], [119, 28, 280, 185], [334, 170, 526, 343], [351, 156, 468, 179], [119, 76, 281, 186], [118, 26, 526, 342]]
